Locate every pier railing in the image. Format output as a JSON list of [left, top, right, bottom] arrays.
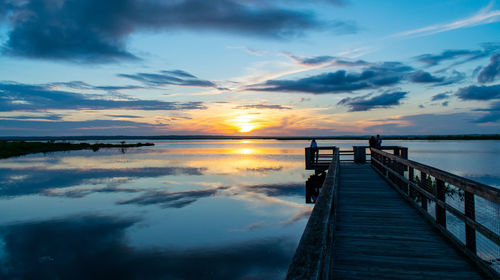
[[371, 148, 500, 278], [305, 146, 336, 171], [288, 147, 340, 279]]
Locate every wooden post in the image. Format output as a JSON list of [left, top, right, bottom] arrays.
[[408, 167, 414, 198], [400, 147, 408, 159], [305, 148, 312, 169], [353, 146, 366, 163], [420, 172, 428, 211], [436, 179, 446, 227], [464, 191, 477, 253]]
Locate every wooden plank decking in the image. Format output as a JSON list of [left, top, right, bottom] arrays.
[[332, 163, 485, 279]]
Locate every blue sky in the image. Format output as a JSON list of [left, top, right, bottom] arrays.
[[0, 0, 499, 136]]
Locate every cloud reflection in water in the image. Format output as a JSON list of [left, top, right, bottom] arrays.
[[0, 167, 205, 198], [0, 216, 295, 280]]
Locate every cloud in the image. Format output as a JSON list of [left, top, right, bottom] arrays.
[[284, 53, 370, 67], [117, 188, 226, 208], [478, 54, 500, 83], [0, 119, 173, 136], [250, 62, 412, 94], [337, 91, 408, 111], [432, 70, 466, 86], [0, 82, 206, 111], [50, 81, 143, 92], [408, 70, 444, 83], [442, 101, 449, 107], [456, 84, 500, 100], [391, 3, 500, 38], [118, 70, 217, 88], [0, 167, 205, 198], [472, 101, 500, 123], [227, 45, 266, 56], [0, 215, 295, 279], [105, 114, 142, 118], [0, 0, 355, 62], [431, 91, 451, 101], [366, 112, 500, 134], [0, 113, 64, 120], [233, 104, 292, 110], [415, 43, 500, 66]]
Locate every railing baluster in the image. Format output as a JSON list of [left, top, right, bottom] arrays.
[[408, 167, 414, 198], [370, 147, 500, 279], [464, 191, 477, 253], [420, 172, 428, 211], [436, 179, 446, 227]]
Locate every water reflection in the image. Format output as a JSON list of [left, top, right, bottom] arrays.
[[1, 139, 497, 279], [305, 172, 326, 204], [117, 187, 228, 208], [0, 167, 205, 198], [0, 215, 295, 280], [0, 140, 315, 279]]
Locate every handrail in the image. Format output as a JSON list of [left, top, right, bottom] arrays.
[[371, 148, 500, 279], [305, 146, 336, 170], [287, 147, 340, 280], [372, 149, 499, 203]]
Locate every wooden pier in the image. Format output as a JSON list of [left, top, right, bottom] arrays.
[[288, 146, 500, 279]]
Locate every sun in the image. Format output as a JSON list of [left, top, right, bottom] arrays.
[[232, 115, 260, 133]]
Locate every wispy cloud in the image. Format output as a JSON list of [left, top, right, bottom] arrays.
[[118, 70, 218, 88], [392, 3, 500, 38], [337, 91, 408, 111], [0, 82, 207, 112], [227, 46, 267, 56], [431, 91, 451, 101], [281, 52, 370, 67], [473, 101, 500, 123], [366, 112, 500, 134], [233, 104, 292, 110], [415, 43, 500, 67]]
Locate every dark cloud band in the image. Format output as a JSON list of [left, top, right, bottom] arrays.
[[1, 0, 356, 62]]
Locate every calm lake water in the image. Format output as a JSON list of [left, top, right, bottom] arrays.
[[0, 139, 499, 279]]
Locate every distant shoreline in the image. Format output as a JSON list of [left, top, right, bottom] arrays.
[[0, 141, 154, 159], [0, 134, 499, 141]]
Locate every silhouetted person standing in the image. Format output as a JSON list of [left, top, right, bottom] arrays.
[[376, 134, 382, 149], [310, 139, 318, 162], [369, 136, 376, 148]]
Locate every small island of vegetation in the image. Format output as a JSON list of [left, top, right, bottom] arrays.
[[0, 141, 154, 159]]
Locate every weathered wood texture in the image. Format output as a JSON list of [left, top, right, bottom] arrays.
[[371, 148, 500, 279], [306, 146, 337, 171], [287, 148, 340, 280], [332, 163, 485, 279]]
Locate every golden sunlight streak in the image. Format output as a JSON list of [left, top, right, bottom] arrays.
[[232, 115, 260, 133]]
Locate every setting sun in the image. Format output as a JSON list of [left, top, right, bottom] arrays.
[[232, 115, 260, 133]]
